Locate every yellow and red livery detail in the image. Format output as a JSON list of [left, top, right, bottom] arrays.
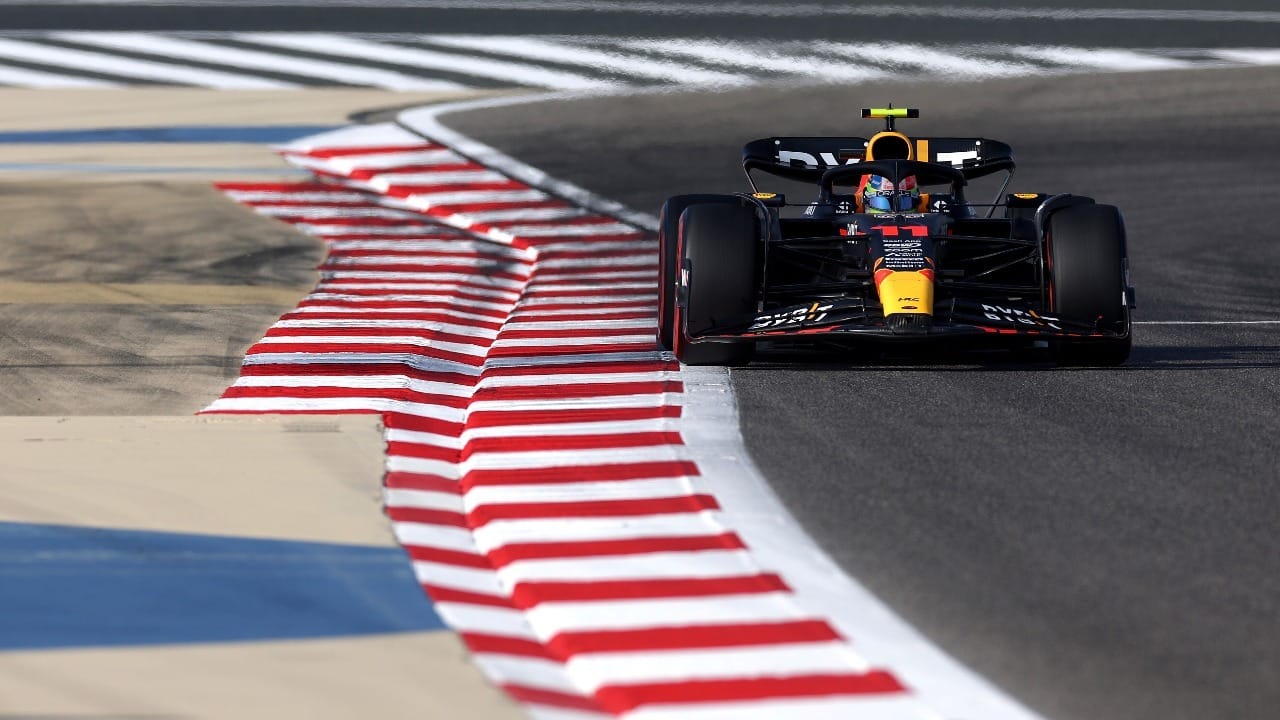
[[872, 225, 934, 317]]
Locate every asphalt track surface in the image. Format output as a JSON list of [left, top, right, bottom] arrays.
[[442, 66, 1280, 720]]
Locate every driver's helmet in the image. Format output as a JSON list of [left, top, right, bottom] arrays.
[[861, 174, 920, 213]]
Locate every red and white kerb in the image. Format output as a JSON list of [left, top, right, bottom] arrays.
[[206, 121, 949, 719]]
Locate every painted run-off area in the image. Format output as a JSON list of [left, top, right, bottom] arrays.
[[0, 89, 524, 720]]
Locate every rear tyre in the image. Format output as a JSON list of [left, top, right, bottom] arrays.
[[1046, 203, 1132, 366], [673, 202, 760, 366], [657, 194, 744, 350]]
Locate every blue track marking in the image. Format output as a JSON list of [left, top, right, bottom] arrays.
[[0, 521, 444, 651], [0, 125, 342, 144]]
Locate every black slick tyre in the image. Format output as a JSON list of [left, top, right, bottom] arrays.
[[1046, 203, 1132, 366], [657, 194, 744, 350], [672, 202, 759, 366]]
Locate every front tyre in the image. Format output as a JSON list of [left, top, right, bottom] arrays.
[[673, 202, 760, 366], [657, 194, 744, 350], [1046, 203, 1132, 366]]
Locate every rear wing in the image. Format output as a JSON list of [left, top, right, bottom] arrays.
[[742, 136, 1015, 186]]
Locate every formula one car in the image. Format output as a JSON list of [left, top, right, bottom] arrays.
[[657, 107, 1134, 366]]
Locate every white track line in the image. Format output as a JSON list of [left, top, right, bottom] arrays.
[[615, 38, 889, 83], [1008, 45, 1195, 71], [398, 95, 660, 231], [424, 35, 750, 86], [0, 61, 119, 87], [234, 32, 617, 90], [51, 31, 466, 91], [1210, 48, 1280, 65], [0, 36, 298, 89], [833, 41, 1041, 78]]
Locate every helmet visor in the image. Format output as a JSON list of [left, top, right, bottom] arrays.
[[865, 192, 917, 212]]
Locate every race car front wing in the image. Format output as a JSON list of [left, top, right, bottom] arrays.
[[689, 296, 1128, 343]]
